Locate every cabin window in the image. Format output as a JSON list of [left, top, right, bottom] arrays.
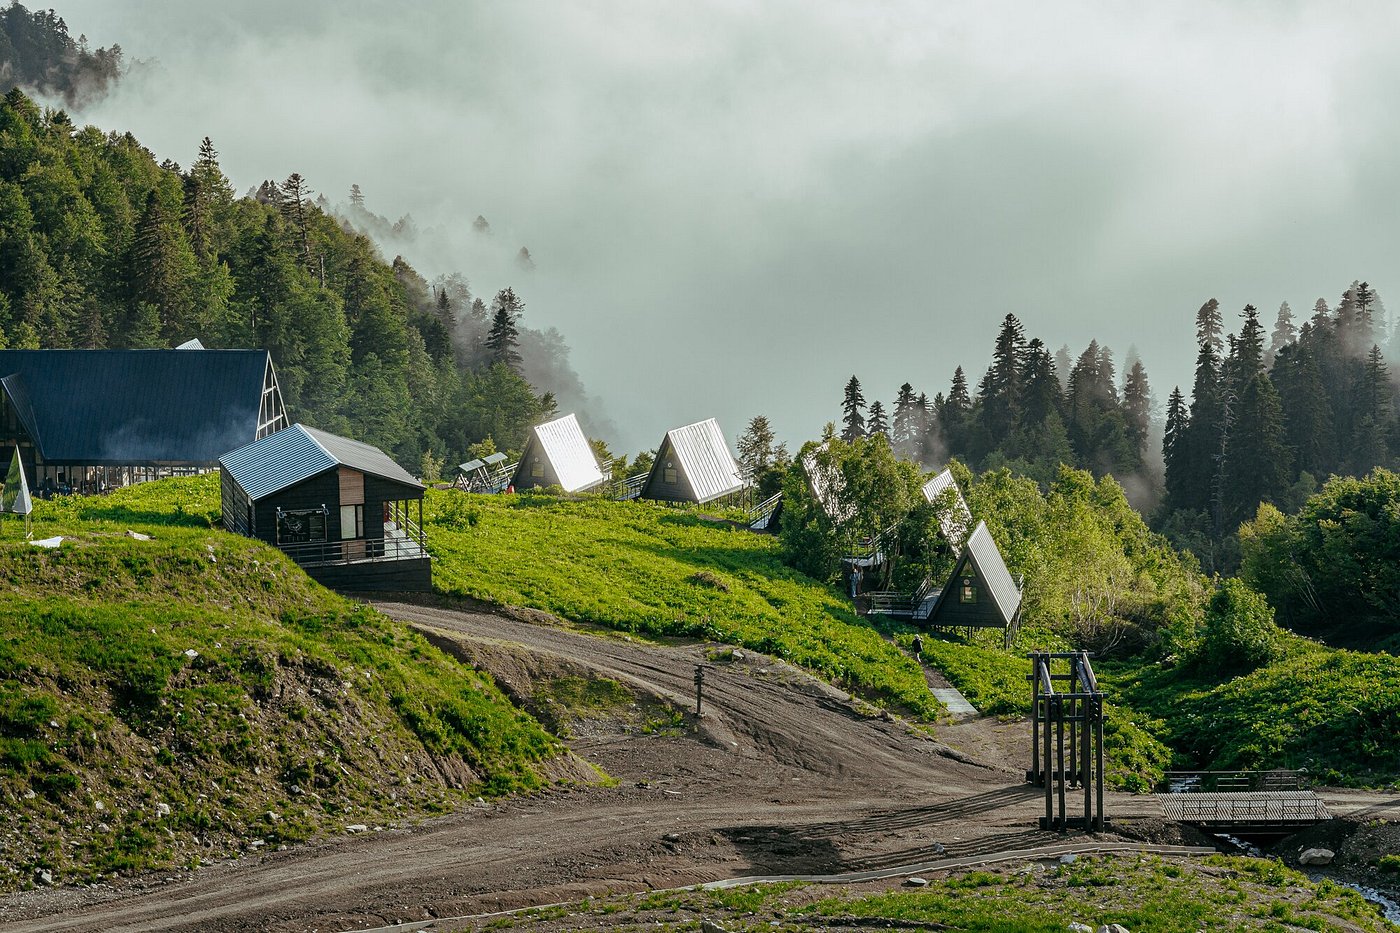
[[960, 576, 977, 604], [530, 458, 544, 478], [277, 508, 326, 544], [340, 504, 364, 539], [663, 462, 678, 485]]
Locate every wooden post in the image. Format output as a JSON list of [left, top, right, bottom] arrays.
[[1030, 657, 1040, 783], [1055, 697, 1066, 832], [1094, 695, 1105, 832], [694, 664, 705, 717]]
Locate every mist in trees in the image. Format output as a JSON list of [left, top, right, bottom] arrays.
[[0, 88, 589, 471]]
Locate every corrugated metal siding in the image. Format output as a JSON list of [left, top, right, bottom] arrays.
[[966, 521, 1022, 623], [921, 468, 973, 553], [0, 349, 272, 465], [220, 423, 423, 502], [653, 418, 744, 504], [516, 414, 605, 493]]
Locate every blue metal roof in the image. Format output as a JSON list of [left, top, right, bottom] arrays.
[[0, 349, 272, 465], [220, 424, 423, 501]]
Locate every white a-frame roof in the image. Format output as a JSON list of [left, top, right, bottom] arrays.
[[515, 413, 606, 493], [647, 418, 745, 503], [921, 468, 974, 554]]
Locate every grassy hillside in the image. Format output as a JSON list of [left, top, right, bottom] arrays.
[[425, 490, 939, 719], [0, 476, 567, 889]]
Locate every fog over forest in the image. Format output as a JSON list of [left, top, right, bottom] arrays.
[[54, 0, 1400, 451]]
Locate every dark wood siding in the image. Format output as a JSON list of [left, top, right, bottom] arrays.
[[511, 436, 562, 491], [253, 470, 341, 546], [305, 557, 432, 592], [640, 438, 698, 503], [927, 561, 1009, 629]]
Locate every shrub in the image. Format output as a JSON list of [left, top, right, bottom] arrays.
[[1194, 579, 1282, 675]]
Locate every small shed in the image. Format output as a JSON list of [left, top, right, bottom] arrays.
[[510, 414, 606, 493], [920, 468, 974, 554], [641, 418, 745, 504], [219, 424, 429, 591], [924, 520, 1023, 644]]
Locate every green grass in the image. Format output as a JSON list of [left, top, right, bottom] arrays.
[[1116, 638, 1400, 786], [0, 476, 565, 888], [465, 855, 1392, 931], [426, 490, 940, 719]]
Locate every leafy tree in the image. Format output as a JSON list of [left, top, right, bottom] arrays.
[[840, 375, 866, 442]]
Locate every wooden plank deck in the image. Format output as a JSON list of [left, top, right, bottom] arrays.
[[1156, 791, 1331, 826]]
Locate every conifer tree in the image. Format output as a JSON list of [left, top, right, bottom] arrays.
[[1266, 301, 1296, 366], [1272, 341, 1335, 479], [867, 400, 889, 436], [977, 313, 1026, 441], [1222, 371, 1290, 528], [1122, 357, 1152, 456], [1019, 337, 1060, 428], [736, 415, 778, 482], [484, 287, 523, 373], [1195, 298, 1224, 354], [349, 183, 365, 208], [1163, 385, 1188, 507], [890, 383, 919, 459], [840, 375, 867, 442], [280, 172, 316, 279]]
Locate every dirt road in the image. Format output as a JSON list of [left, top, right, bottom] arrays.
[[0, 602, 1222, 932]]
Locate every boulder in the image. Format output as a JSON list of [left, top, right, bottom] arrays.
[[1097, 925, 1131, 933], [1068, 924, 1093, 933], [1299, 848, 1334, 866], [33, 868, 52, 886], [700, 920, 728, 933], [903, 876, 929, 887], [345, 824, 368, 834]]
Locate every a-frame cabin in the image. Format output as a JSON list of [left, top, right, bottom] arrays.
[[640, 418, 745, 504], [920, 468, 974, 554], [923, 520, 1023, 646], [510, 413, 607, 493]]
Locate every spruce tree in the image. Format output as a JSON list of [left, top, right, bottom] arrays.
[[1266, 301, 1296, 366], [280, 172, 316, 279], [1019, 338, 1060, 428], [1122, 358, 1152, 458], [1195, 298, 1224, 354], [890, 382, 918, 458], [867, 400, 889, 436], [1222, 371, 1290, 528], [841, 375, 867, 441], [736, 415, 777, 482], [977, 313, 1026, 442], [1163, 385, 1188, 508], [484, 287, 523, 373]]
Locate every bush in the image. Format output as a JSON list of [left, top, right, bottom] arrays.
[[1194, 579, 1282, 675]]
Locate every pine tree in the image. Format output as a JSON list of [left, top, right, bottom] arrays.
[[1122, 357, 1152, 457], [484, 287, 523, 373], [1353, 344, 1392, 471], [1163, 385, 1188, 507], [1266, 301, 1296, 366], [915, 391, 937, 466], [1227, 304, 1266, 391], [1019, 338, 1060, 428], [977, 313, 1026, 441], [1195, 298, 1224, 354], [349, 183, 365, 208], [1310, 298, 1331, 329], [1273, 341, 1335, 479], [940, 367, 971, 455], [1222, 371, 1290, 528], [1054, 344, 1072, 384], [736, 415, 778, 482], [280, 172, 316, 279], [841, 375, 867, 441], [890, 383, 918, 459], [867, 400, 889, 436], [128, 189, 195, 342], [1176, 335, 1223, 514]]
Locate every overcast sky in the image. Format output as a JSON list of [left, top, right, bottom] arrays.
[[55, 1, 1400, 452]]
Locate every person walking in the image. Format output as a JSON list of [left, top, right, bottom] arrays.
[[911, 633, 924, 664], [850, 564, 863, 599]]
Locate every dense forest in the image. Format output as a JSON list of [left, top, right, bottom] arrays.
[[0, 4, 122, 106], [0, 86, 600, 471], [835, 287, 1397, 573]]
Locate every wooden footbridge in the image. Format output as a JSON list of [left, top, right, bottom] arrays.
[[1155, 771, 1332, 835]]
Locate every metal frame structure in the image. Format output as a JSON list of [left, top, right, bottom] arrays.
[[1028, 651, 1105, 832]]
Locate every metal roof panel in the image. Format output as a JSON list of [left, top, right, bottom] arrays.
[[220, 424, 422, 501], [921, 468, 974, 554], [965, 521, 1023, 623], [654, 418, 744, 503], [516, 414, 605, 493]]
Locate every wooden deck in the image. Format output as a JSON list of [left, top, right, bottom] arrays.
[[1156, 791, 1331, 827]]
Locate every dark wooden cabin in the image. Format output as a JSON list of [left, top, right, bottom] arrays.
[[0, 348, 287, 495], [219, 424, 430, 592], [641, 418, 745, 505], [510, 413, 607, 493], [923, 520, 1023, 645]]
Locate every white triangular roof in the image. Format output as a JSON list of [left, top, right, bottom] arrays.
[[525, 414, 606, 493], [654, 418, 744, 503], [921, 468, 973, 554]]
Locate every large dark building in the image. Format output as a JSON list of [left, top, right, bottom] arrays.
[[0, 348, 287, 494], [219, 423, 430, 592]]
